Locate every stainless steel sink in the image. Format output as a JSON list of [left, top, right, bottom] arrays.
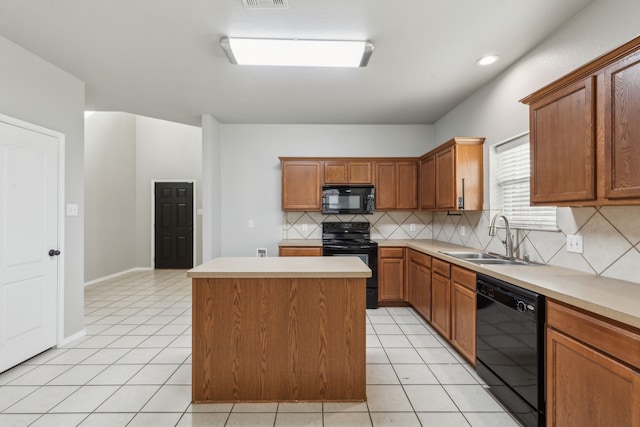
[[439, 251, 528, 265]]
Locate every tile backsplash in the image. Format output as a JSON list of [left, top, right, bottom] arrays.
[[284, 206, 640, 284]]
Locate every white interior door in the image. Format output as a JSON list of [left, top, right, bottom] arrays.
[[0, 120, 59, 373]]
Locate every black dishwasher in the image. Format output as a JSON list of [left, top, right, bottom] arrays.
[[476, 273, 545, 427]]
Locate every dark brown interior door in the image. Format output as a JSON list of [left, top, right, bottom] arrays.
[[155, 182, 193, 269]]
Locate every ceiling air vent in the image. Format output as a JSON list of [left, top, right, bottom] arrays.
[[242, 0, 288, 8]]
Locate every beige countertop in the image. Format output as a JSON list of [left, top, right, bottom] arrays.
[[279, 238, 640, 329], [187, 256, 371, 279]]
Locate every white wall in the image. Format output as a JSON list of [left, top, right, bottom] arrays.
[[202, 114, 222, 262], [217, 124, 434, 257], [0, 35, 86, 339], [135, 115, 203, 267], [85, 113, 137, 282]]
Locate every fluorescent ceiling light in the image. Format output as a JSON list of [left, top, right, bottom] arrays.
[[476, 55, 500, 66], [221, 37, 374, 67]]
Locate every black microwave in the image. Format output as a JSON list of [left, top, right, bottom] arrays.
[[322, 185, 375, 214]]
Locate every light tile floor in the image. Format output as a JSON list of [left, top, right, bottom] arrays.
[[0, 269, 521, 426]]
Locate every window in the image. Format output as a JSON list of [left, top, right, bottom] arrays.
[[493, 133, 557, 230]]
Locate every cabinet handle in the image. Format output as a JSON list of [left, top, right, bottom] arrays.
[[458, 178, 465, 209]]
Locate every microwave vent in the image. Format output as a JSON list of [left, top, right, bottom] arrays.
[[241, 0, 288, 8]]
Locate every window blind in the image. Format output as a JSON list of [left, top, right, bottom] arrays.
[[495, 134, 557, 230]]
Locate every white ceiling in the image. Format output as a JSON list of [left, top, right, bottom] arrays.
[[0, 0, 593, 126]]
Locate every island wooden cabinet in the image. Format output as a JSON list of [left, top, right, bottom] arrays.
[[450, 266, 476, 365], [419, 137, 485, 211], [378, 247, 405, 303], [407, 249, 431, 320], [324, 160, 372, 184], [375, 160, 418, 210], [546, 299, 640, 426], [430, 258, 451, 338], [521, 34, 640, 206], [280, 159, 322, 211], [279, 246, 323, 256]]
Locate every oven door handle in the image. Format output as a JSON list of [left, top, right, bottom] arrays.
[[323, 244, 374, 250]]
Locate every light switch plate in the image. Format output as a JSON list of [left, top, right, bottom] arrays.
[[66, 203, 78, 216]]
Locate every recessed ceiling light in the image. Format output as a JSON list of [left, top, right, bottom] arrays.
[[221, 37, 375, 68], [476, 55, 500, 66]]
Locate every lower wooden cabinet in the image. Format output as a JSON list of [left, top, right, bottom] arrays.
[[407, 249, 431, 320], [431, 258, 451, 339], [450, 266, 476, 365], [279, 246, 322, 257], [546, 299, 640, 426], [378, 247, 405, 302]]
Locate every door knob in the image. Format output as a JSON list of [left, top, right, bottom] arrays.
[[48, 249, 61, 256]]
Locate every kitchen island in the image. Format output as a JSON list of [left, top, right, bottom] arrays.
[[187, 256, 371, 403]]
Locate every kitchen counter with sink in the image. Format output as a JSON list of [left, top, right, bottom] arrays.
[[279, 238, 640, 329]]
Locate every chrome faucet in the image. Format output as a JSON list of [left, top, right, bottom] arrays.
[[489, 214, 513, 259]]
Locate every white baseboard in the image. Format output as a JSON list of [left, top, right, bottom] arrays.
[[84, 267, 153, 287], [60, 328, 86, 347]]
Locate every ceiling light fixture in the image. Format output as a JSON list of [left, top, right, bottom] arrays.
[[476, 55, 500, 66], [221, 37, 374, 67]]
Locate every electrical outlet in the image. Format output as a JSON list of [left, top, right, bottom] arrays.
[[256, 248, 267, 257], [410, 223, 416, 232], [460, 226, 466, 236], [248, 220, 254, 229], [302, 224, 308, 232], [566, 235, 583, 253]]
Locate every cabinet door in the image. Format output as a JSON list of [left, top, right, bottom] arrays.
[[420, 155, 436, 209], [431, 273, 451, 339], [281, 161, 322, 210], [604, 50, 640, 199], [435, 146, 456, 209], [451, 282, 476, 365], [324, 161, 372, 184], [379, 257, 404, 302], [374, 162, 396, 210], [547, 328, 640, 427], [324, 161, 347, 184], [279, 247, 322, 257], [348, 162, 373, 184], [529, 78, 596, 204], [396, 161, 418, 209], [408, 251, 431, 321]]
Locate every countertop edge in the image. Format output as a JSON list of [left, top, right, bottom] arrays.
[[279, 239, 640, 330]]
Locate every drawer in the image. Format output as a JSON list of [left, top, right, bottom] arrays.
[[452, 266, 475, 291], [547, 299, 640, 369], [408, 249, 431, 268], [379, 247, 404, 258], [279, 246, 323, 257], [432, 258, 451, 278]]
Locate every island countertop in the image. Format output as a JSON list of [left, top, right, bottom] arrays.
[[187, 256, 372, 279]]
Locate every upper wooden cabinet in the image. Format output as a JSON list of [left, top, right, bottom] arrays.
[[324, 161, 372, 184], [527, 78, 596, 204], [521, 35, 640, 206], [419, 137, 485, 211], [375, 160, 418, 210], [280, 159, 323, 211]]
